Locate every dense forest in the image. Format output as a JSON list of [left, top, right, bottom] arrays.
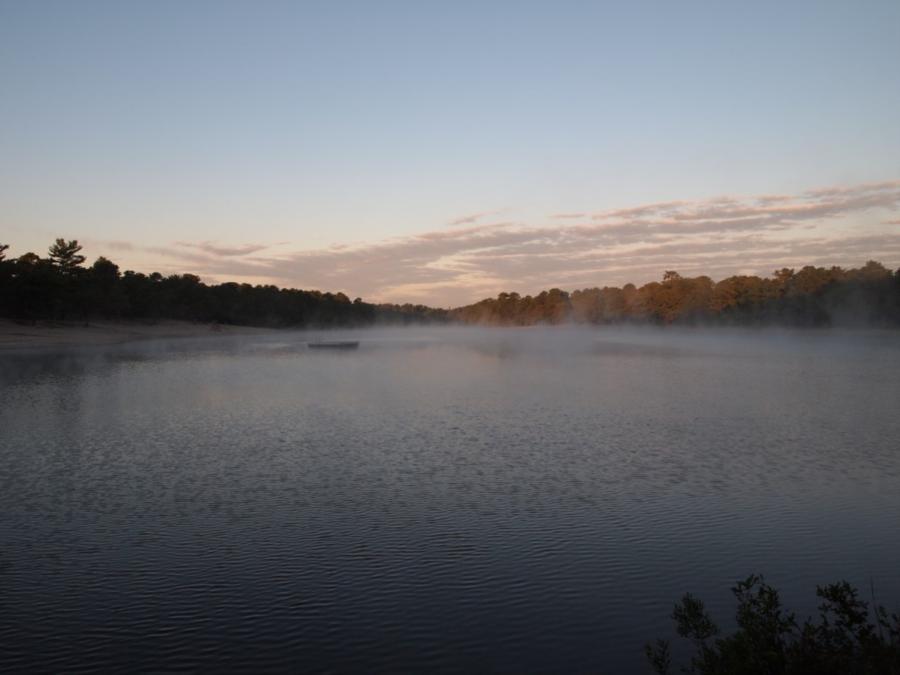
[[452, 263, 900, 327], [0, 240, 446, 327], [2, 239, 899, 328]]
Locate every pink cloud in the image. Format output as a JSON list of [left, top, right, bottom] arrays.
[[79, 179, 900, 305], [447, 210, 502, 226], [176, 241, 270, 257]]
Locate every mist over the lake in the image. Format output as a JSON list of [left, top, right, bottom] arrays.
[[3, 0, 900, 671], [2, 326, 899, 672]]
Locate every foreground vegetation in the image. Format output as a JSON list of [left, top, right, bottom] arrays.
[[647, 575, 900, 674], [0, 240, 446, 327], [2, 239, 898, 328]]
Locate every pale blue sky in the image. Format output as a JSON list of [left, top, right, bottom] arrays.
[[2, 1, 899, 304]]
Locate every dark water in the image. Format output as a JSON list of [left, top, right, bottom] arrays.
[[2, 327, 899, 673]]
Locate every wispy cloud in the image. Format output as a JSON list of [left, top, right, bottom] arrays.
[[176, 241, 271, 257], [90, 180, 900, 306], [550, 212, 586, 219], [447, 210, 503, 226]]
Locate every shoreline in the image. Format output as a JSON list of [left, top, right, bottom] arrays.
[[2, 319, 896, 352], [0, 319, 277, 351]]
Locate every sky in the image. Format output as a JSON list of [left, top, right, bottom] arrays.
[[1, 0, 899, 306]]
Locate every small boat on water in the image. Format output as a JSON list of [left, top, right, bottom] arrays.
[[307, 340, 360, 350]]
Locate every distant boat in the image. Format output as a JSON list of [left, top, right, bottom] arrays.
[[307, 340, 360, 350]]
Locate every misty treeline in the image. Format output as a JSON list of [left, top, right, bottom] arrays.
[[452, 264, 900, 327], [0, 240, 446, 327], [3, 240, 899, 328], [647, 575, 900, 674]]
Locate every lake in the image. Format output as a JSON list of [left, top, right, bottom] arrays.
[[1, 326, 899, 672]]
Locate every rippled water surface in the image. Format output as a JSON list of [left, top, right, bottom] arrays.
[[2, 327, 899, 672]]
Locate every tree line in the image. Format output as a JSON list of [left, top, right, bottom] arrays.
[[2, 240, 899, 328], [0, 240, 447, 327], [451, 263, 900, 327]]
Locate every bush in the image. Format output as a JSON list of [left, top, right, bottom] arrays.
[[647, 575, 900, 674]]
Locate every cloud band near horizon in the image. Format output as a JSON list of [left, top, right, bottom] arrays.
[[51, 179, 900, 307]]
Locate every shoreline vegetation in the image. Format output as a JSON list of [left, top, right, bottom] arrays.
[[648, 575, 900, 674], [1, 240, 899, 341]]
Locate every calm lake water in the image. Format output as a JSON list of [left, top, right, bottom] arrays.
[[2, 327, 899, 673]]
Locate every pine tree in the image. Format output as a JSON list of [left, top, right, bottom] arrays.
[[48, 239, 86, 274]]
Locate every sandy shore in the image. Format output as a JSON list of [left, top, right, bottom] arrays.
[[0, 319, 276, 350]]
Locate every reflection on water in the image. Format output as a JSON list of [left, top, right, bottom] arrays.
[[2, 327, 899, 672]]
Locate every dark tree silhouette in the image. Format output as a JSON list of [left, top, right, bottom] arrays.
[[647, 575, 900, 674], [0, 239, 446, 327], [48, 239, 86, 274], [0, 245, 10, 300], [91, 256, 119, 282]]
